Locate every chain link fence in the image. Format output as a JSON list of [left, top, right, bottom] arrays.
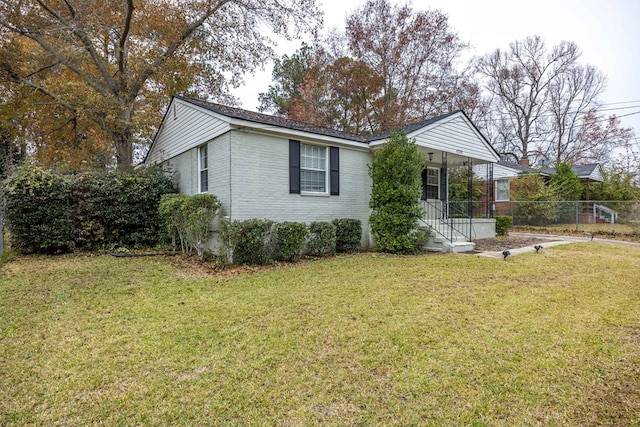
[[493, 200, 640, 234]]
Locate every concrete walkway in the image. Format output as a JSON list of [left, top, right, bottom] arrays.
[[477, 231, 640, 259]]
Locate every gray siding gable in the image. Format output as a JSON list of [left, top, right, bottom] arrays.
[[369, 111, 500, 163], [145, 98, 231, 164]]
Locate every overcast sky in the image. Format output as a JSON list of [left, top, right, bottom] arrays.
[[232, 0, 640, 138]]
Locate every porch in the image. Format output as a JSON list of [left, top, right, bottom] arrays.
[[417, 150, 496, 253], [366, 110, 501, 252]]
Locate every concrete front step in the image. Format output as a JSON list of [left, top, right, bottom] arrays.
[[419, 220, 475, 253], [424, 238, 475, 253]]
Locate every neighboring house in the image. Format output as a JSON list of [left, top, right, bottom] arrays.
[[143, 96, 500, 252], [540, 163, 604, 201], [481, 160, 607, 222], [491, 160, 538, 206]]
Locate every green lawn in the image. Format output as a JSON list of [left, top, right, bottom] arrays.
[[1, 244, 639, 426]]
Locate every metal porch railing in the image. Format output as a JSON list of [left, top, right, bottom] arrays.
[[421, 200, 474, 244]]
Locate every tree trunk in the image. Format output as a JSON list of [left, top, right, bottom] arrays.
[[114, 129, 133, 172], [114, 107, 134, 172]]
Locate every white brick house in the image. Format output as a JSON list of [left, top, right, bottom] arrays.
[[143, 96, 500, 251]]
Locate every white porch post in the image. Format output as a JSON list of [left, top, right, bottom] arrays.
[[440, 152, 448, 219]]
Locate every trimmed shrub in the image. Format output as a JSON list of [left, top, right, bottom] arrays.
[[273, 222, 307, 261], [307, 221, 336, 256], [495, 215, 512, 236], [2, 165, 175, 253], [159, 193, 221, 261], [182, 194, 222, 261], [369, 131, 425, 254], [218, 218, 243, 264], [73, 166, 176, 250], [158, 193, 189, 252], [2, 165, 73, 253], [333, 218, 362, 253], [232, 219, 275, 265]]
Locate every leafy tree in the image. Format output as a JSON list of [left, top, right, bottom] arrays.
[[510, 174, 561, 226], [303, 56, 384, 133], [260, 44, 384, 133], [258, 42, 316, 118], [0, 0, 322, 170], [0, 119, 21, 180], [369, 132, 425, 254], [549, 162, 583, 200], [590, 167, 640, 201], [261, 0, 482, 133], [346, 0, 474, 130]]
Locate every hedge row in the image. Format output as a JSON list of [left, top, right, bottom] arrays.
[[2, 165, 175, 253], [220, 218, 362, 265]]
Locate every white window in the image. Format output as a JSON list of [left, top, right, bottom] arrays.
[[300, 143, 327, 193], [199, 145, 208, 193], [496, 179, 510, 201], [424, 168, 439, 199]]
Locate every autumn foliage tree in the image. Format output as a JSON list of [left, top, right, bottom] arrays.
[[260, 0, 482, 134], [345, 0, 474, 130], [0, 0, 322, 170]]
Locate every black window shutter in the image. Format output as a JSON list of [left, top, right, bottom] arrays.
[[330, 146, 339, 196], [289, 140, 300, 194]]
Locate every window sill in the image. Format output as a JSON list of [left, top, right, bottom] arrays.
[[301, 191, 330, 197]]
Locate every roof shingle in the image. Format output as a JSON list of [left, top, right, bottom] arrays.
[[177, 96, 461, 143]]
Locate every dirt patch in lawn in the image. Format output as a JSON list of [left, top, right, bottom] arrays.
[[473, 235, 550, 252]]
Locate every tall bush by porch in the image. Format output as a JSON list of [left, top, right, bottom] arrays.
[[368, 131, 426, 254]]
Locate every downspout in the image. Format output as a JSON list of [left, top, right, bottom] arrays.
[[229, 132, 233, 220], [467, 157, 473, 240]]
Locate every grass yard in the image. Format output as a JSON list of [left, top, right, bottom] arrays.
[[1, 244, 639, 426]]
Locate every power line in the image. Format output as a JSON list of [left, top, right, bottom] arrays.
[[600, 100, 640, 106], [474, 106, 640, 124]]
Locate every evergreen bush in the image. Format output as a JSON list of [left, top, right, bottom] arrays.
[[368, 131, 425, 254], [332, 218, 362, 253], [73, 166, 175, 249], [307, 221, 336, 256], [273, 221, 308, 261], [2, 165, 73, 253], [511, 175, 560, 226], [495, 215, 512, 236], [232, 219, 275, 265], [2, 165, 175, 253]]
